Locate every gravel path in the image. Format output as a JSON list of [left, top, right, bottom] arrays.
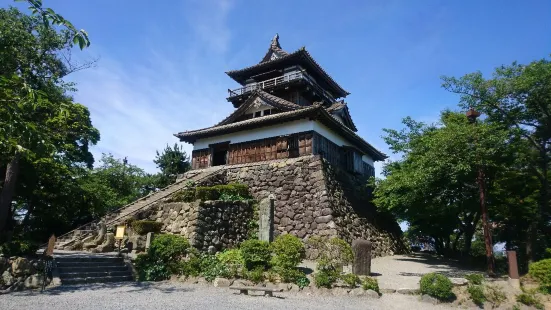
[[1, 281, 454, 310], [299, 252, 483, 290], [371, 253, 483, 289]]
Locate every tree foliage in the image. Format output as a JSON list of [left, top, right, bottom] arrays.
[[376, 55, 551, 268], [153, 143, 190, 188]]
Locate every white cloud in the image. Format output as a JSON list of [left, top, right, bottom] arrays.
[[68, 0, 235, 173]]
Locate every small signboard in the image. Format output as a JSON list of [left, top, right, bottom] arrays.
[[115, 225, 126, 240]]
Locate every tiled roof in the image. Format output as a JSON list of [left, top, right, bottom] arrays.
[[215, 90, 302, 126], [226, 48, 349, 98], [326, 101, 358, 132], [260, 34, 289, 63], [175, 104, 386, 161]]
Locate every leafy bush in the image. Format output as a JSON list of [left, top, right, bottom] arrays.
[[465, 273, 484, 285], [271, 234, 305, 269], [240, 239, 272, 270], [327, 238, 354, 266], [340, 273, 360, 288], [178, 257, 201, 277], [361, 277, 380, 293], [247, 203, 259, 240], [419, 273, 454, 300], [195, 183, 251, 201], [295, 275, 310, 289], [314, 270, 337, 288], [246, 266, 265, 284], [307, 237, 353, 269], [169, 189, 196, 202], [485, 284, 506, 307], [467, 285, 486, 306], [149, 234, 190, 263], [529, 258, 551, 293], [273, 266, 305, 283], [516, 293, 544, 310], [216, 249, 245, 278], [544, 248, 551, 258], [199, 254, 230, 282], [0, 239, 38, 256], [134, 253, 170, 281], [131, 220, 163, 235]]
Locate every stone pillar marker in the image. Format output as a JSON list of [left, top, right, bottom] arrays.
[[507, 250, 520, 289], [258, 195, 275, 242], [145, 232, 154, 250], [352, 239, 372, 276]]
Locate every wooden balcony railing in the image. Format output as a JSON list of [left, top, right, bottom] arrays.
[[227, 71, 335, 103]]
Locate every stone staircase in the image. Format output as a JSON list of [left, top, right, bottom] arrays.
[[53, 166, 224, 249], [55, 254, 133, 284]]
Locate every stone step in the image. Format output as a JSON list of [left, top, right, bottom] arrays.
[[59, 270, 131, 279], [61, 275, 134, 285], [57, 261, 126, 268], [56, 257, 125, 263], [57, 265, 129, 273]]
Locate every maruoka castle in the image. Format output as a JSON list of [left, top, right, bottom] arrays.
[[177, 34, 383, 176], [55, 35, 405, 260]]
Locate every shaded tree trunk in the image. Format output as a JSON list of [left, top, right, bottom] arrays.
[[0, 152, 20, 235]]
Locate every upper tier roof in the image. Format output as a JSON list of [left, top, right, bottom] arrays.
[[226, 35, 350, 99]]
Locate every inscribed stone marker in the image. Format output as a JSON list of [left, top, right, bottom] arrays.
[[352, 239, 372, 275], [258, 196, 275, 242]]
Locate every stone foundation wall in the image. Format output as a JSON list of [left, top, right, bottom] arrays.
[[146, 200, 254, 252], [222, 155, 405, 258]]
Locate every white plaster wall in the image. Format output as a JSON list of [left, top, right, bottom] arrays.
[[312, 121, 374, 165], [192, 119, 375, 165], [193, 119, 314, 149]]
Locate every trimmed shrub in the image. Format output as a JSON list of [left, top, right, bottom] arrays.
[[361, 277, 380, 293], [544, 248, 551, 258], [340, 273, 360, 288], [327, 238, 354, 266], [465, 273, 484, 285], [199, 254, 229, 282], [195, 183, 251, 201], [307, 237, 353, 269], [169, 189, 196, 202], [134, 253, 170, 281], [149, 234, 189, 263], [528, 258, 551, 293], [246, 266, 265, 284], [271, 234, 305, 269], [240, 239, 272, 270], [295, 275, 310, 289], [516, 293, 544, 309], [216, 249, 245, 278], [314, 270, 337, 288], [467, 285, 485, 306], [131, 220, 163, 235], [273, 266, 305, 283], [419, 273, 454, 300]]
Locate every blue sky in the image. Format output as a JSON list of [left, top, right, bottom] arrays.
[[7, 0, 551, 174]]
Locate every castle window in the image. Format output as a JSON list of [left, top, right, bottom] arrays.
[[254, 111, 262, 118], [263, 109, 271, 116]]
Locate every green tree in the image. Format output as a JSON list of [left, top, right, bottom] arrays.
[[0, 6, 96, 236], [375, 111, 513, 256], [0, 6, 99, 236], [442, 56, 551, 260], [153, 143, 190, 188]]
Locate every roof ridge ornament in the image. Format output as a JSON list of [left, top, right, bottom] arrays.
[[271, 33, 281, 49]]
